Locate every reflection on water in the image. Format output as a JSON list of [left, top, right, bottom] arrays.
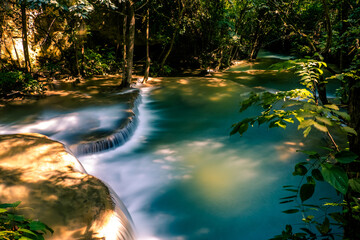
[[79, 73, 314, 239], [0, 54, 338, 239]]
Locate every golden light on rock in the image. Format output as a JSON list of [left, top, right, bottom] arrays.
[[0, 133, 135, 240]]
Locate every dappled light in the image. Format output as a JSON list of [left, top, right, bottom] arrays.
[[148, 139, 278, 216], [275, 141, 305, 162], [1, 0, 358, 238], [0, 134, 135, 240]]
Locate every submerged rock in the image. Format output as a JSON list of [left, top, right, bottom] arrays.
[[0, 133, 135, 240]]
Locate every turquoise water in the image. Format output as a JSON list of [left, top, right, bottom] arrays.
[[0, 53, 339, 239], [79, 56, 337, 239]]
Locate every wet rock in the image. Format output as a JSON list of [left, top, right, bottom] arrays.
[[0, 133, 135, 240]]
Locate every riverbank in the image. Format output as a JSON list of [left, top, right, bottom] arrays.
[[0, 133, 135, 240]]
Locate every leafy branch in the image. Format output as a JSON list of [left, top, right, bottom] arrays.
[[0, 201, 53, 240], [232, 59, 360, 239]]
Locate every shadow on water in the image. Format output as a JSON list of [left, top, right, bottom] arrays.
[[0, 53, 342, 239], [76, 70, 338, 239], [0, 76, 143, 156]]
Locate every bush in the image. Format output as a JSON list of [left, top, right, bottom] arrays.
[[81, 48, 121, 77], [0, 71, 44, 95], [0, 201, 53, 240], [149, 62, 174, 77], [0, 71, 24, 94]]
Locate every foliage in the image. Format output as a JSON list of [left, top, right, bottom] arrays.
[[0, 71, 44, 95], [149, 62, 174, 77], [81, 48, 121, 77], [0, 201, 53, 240], [232, 58, 360, 239]]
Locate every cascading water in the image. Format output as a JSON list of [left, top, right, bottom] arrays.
[[0, 52, 340, 239], [74, 93, 142, 155], [0, 88, 142, 154]]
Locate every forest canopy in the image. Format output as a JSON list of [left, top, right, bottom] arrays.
[[1, 0, 360, 239]]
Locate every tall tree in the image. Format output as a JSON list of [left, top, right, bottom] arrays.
[[159, 0, 186, 73], [143, 1, 150, 83], [121, 0, 135, 88], [20, 0, 31, 73]]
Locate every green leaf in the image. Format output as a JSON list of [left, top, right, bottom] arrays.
[[316, 217, 330, 235], [231, 120, 250, 136], [293, 163, 308, 176], [297, 150, 317, 155], [19, 237, 33, 240], [298, 119, 315, 129], [349, 179, 360, 193], [321, 164, 348, 194], [333, 110, 351, 121], [307, 176, 315, 184], [45, 225, 54, 234], [335, 151, 358, 164], [341, 126, 358, 136], [319, 146, 333, 151], [282, 209, 299, 214], [315, 116, 332, 126], [29, 221, 47, 232], [301, 228, 316, 236], [324, 104, 339, 110], [0, 201, 21, 208], [280, 195, 297, 200], [311, 169, 324, 181], [0, 208, 7, 213], [303, 126, 311, 137], [18, 228, 38, 237], [329, 212, 345, 223], [300, 184, 315, 202], [280, 200, 294, 204], [313, 122, 328, 132], [13, 214, 25, 222], [303, 204, 320, 208]]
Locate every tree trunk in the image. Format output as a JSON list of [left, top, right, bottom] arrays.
[[317, 82, 328, 105], [0, 10, 4, 62], [121, 14, 127, 86], [227, 46, 234, 66], [21, 0, 31, 73], [143, 5, 150, 83], [215, 48, 224, 71], [272, 3, 317, 53], [340, 0, 350, 71], [159, 6, 185, 72], [79, 21, 86, 76], [73, 38, 80, 76], [231, 46, 239, 62], [320, 0, 332, 56], [348, 82, 360, 156], [249, 21, 261, 60], [345, 77, 360, 239], [121, 0, 135, 88], [11, 38, 21, 68]]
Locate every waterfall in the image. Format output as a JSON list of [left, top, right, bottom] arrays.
[[74, 89, 142, 156]]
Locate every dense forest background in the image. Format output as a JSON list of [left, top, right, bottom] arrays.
[[2, 0, 358, 86], [1, 0, 360, 239]]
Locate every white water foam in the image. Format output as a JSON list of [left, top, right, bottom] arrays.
[[0, 105, 127, 140], [78, 87, 173, 239]]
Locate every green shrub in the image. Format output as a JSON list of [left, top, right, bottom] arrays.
[[0, 71, 24, 94], [0, 201, 53, 240], [81, 48, 121, 77], [0, 71, 44, 95], [149, 62, 174, 77]]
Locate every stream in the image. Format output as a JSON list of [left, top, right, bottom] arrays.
[[0, 51, 339, 239]]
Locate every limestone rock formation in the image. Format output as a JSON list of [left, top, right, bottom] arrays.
[[0, 133, 135, 240]]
